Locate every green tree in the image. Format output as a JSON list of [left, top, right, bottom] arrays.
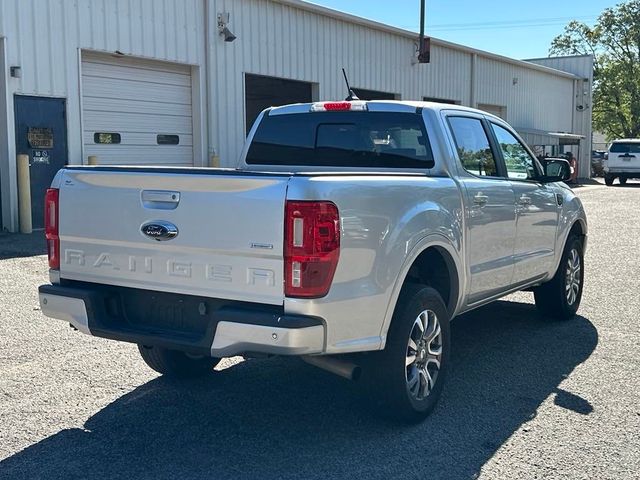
[[550, 1, 640, 139]]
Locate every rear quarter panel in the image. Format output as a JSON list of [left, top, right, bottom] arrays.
[[285, 175, 464, 353]]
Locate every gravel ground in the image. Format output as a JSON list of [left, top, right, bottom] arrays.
[[0, 180, 638, 479]]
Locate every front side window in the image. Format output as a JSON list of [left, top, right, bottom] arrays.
[[491, 123, 538, 180], [246, 111, 433, 168], [448, 117, 498, 177]]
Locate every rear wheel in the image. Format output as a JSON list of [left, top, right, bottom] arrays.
[[366, 285, 450, 422], [619, 177, 628, 185], [604, 175, 615, 186], [138, 344, 220, 378], [534, 235, 584, 320]]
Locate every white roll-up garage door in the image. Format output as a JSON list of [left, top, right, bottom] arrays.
[[82, 52, 193, 166]]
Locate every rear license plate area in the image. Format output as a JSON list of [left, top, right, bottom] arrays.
[[119, 291, 209, 337]]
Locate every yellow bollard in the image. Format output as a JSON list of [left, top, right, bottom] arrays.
[[209, 155, 220, 168], [17, 154, 32, 234], [88, 155, 98, 165]]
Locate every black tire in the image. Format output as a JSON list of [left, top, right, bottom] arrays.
[[604, 175, 615, 186], [619, 177, 628, 185], [534, 235, 584, 320], [366, 284, 451, 422], [138, 344, 220, 378]]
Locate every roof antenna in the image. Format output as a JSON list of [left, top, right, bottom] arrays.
[[342, 68, 359, 101]]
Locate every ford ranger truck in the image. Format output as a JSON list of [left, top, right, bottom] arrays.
[[39, 101, 587, 421]]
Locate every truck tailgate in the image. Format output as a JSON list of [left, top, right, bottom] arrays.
[[57, 168, 290, 305]]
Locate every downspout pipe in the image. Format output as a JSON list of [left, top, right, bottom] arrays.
[[204, 0, 219, 167]]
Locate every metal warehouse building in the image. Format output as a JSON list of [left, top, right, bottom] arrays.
[[0, 0, 593, 232]]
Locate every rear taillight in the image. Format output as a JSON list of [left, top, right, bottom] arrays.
[[44, 188, 60, 270], [284, 201, 340, 298]]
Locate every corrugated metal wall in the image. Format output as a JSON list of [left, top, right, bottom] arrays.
[[0, 0, 203, 96], [527, 55, 594, 176], [476, 57, 574, 132], [0, 0, 206, 230], [208, 0, 580, 166]]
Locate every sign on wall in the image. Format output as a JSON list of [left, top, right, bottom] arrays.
[[27, 127, 54, 149]]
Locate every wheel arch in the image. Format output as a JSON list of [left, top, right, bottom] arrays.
[[379, 235, 464, 348]]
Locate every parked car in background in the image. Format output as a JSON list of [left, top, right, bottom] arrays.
[[604, 139, 640, 186], [591, 150, 606, 177]]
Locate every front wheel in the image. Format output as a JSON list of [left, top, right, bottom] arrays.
[[366, 285, 450, 422], [534, 235, 584, 320], [138, 344, 220, 378], [619, 177, 628, 185]]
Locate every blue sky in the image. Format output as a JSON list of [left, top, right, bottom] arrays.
[[309, 0, 619, 59]]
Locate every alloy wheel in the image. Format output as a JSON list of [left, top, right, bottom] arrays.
[[405, 309, 443, 400], [565, 248, 581, 305]]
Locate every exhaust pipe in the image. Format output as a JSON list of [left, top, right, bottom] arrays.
[[302, 355, 361, 381]]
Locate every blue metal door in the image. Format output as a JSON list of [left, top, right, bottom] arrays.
[[14, 96, 67, 229]]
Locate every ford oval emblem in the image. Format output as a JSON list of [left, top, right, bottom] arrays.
[[141, 221, 179, 241]]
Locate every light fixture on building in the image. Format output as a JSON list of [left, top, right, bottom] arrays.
[[218, 13, 236, 42], [10, 66, 21, 78], [513, 77, 519, 85]]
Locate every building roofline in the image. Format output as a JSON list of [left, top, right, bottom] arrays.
[[525, 54, 594, 61], [272, 0, 582, 80]]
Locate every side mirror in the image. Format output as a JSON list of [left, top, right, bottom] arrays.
[[540, 158, 571, 182]]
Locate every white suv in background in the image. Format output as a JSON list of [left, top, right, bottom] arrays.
[[604, 139, 640, 186]]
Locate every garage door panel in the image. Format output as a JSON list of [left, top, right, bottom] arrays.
[[83, 77, 191, 105], [83, 52, 192, 76], [84, 145, 193, 165], [82, 54, 194, 166], [83, 62, 191, 87], [84, 111, 192, 135], [84, 132, 193, 147], [83, 97, 192, 117]]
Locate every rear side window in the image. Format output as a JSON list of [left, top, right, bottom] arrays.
[[447, 117, 498, 177], [610, 143, 640, 153], [246, 111, 434, 168]]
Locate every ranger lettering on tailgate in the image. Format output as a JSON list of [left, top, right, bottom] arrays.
[[63, 249, 275, 286]]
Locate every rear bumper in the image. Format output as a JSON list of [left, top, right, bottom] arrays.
[[38, 283, 325, 357], [604, 166, 640, 175]]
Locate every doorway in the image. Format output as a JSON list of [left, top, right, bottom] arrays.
[[14, 96, 68, 229], [244, 74, 314, 135]]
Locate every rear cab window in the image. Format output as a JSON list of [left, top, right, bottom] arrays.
[[246, 111, 434, 168]]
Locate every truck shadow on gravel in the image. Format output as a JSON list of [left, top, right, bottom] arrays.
[[0, 300, 597, 480]]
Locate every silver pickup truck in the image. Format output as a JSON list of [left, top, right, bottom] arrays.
[[39, 101, 587, 421]]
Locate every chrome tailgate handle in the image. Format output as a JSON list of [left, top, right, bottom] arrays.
[[141, 190, 180, 210]]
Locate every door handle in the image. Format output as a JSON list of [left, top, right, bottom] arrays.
[[473, 193, 489, 206], [519, 195, 532, 205], [141, 190, 180, 210]]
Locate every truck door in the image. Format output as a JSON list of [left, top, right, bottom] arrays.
[[446, 115, 516, 306], [488, 122, 559, 283]]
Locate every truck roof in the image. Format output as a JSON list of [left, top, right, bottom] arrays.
[[268, 100, 503, 120]]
